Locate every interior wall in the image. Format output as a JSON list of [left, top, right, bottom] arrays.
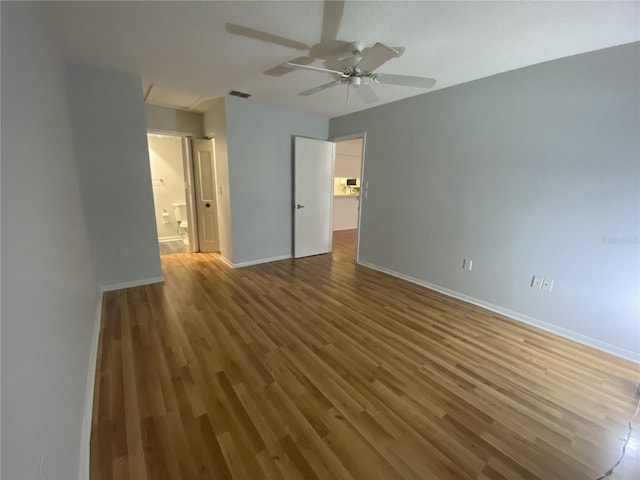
[[203, 98, 233, 262], [66, 65, 163, 289], [145, 103, 204, 137], [1, 3, 99, 478], [330, 43, 640, 360], [147, 135, 186, 241], [224, 96, 330, 265]]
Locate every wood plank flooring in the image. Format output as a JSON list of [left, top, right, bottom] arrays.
[[91, 229, 640, 479]]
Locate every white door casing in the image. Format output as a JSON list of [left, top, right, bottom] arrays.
[[192, 139, 220, 252], [181, 137, 199, 251], [293, 137, 335, 258]]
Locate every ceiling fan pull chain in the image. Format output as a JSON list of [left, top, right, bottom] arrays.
[[346, 83, 350, 103]]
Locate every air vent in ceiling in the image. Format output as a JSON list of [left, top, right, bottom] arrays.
[[228, 90, 251, 99]]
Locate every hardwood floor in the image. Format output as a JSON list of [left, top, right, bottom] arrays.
[[92, 229, 640, 479]]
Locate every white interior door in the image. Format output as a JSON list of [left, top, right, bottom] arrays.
[[192, 139, 220, 252], [294, 137, 335, 258]]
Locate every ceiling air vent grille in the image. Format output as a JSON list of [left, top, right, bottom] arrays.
[[228, 90, 251, 99]]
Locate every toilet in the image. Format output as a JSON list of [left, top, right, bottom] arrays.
[[172, 202, 189, 245]]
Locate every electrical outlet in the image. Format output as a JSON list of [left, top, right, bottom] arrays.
[[531, 275, 544, 289], [119, 247, 128, 258]]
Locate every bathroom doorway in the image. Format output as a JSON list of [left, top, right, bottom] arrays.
[[147, 133, 198, 255]]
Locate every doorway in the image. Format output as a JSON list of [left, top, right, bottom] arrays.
[[147, 134, 220, 256], [148, 133, 195, 255], [292, 134, 365, 261], [332, 135, 364, 260]]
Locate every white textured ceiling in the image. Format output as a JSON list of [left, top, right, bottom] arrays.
[[48, 1, 639, 118]]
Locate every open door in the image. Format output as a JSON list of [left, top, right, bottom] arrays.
[[293, 137, 335, 258], [192, 139, 220, 252]]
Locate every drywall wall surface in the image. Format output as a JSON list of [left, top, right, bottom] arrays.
[[145, 103, 204, 137], [148, 135, 187, 240], [225, 96, 329, 264], [333, 197, 360, 231], [330, 43, 640, 359], [66, 65, 162, 287], [1, 3, 99, 478], [203, 98, 233, 261]]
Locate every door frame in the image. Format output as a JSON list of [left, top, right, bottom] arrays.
[[181, 137, 199, 251], [147, 129, 199, 252], [329, 132, 367, 263]]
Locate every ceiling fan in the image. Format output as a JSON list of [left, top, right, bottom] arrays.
[[225, 1, 436, 104], [284, 41, 435, 104]]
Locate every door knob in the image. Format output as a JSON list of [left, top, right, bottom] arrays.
[[295, 204, 305, 209], [205, 203, 211, 208]]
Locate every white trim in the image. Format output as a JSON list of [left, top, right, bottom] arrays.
[[147, 127, 195, 138], [183, 137, 200, 252], [158, 236, 183, 243], [333, 226, 359, 231], [358, 260, 640, 364], [100, 276, 165, 292], [229, 254, 292, 269], [220, 256, 234, 268], [78, 291, 103, 480]]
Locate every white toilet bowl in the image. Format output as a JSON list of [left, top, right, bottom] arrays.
[[172, 202, 190, 245], [178, 221, 189, 245]]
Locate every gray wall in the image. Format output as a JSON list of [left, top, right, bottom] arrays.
[[67, 65, 163, 288], [145, 103, 204, 137], [203, 98, 233, 261], [1, 3, 99, 478], [330, 43, 640, 360], [225, 96, 329, 264]]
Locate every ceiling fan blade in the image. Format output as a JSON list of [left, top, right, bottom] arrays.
[[358, 43, 401, 72], [320, 0, 345, 43], [372, 74, 436, 89], [284, 62, 345, 76], [264, 56, 315, 76], [225, 23, 309, 51], [299, 81, 342, 96], [355, 84, 379, 104]]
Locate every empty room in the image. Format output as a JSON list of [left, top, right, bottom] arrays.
[[2, 1, 639, 479]]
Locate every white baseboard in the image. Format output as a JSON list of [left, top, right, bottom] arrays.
[[227, 254, 293, 269], [358, 260, 639, 364], [158, 236, 183, 243], [220, 256, 234, 268], [333, 226, 358, 231], [78, 291, 103, 479], [100, 276, 165, 292]]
